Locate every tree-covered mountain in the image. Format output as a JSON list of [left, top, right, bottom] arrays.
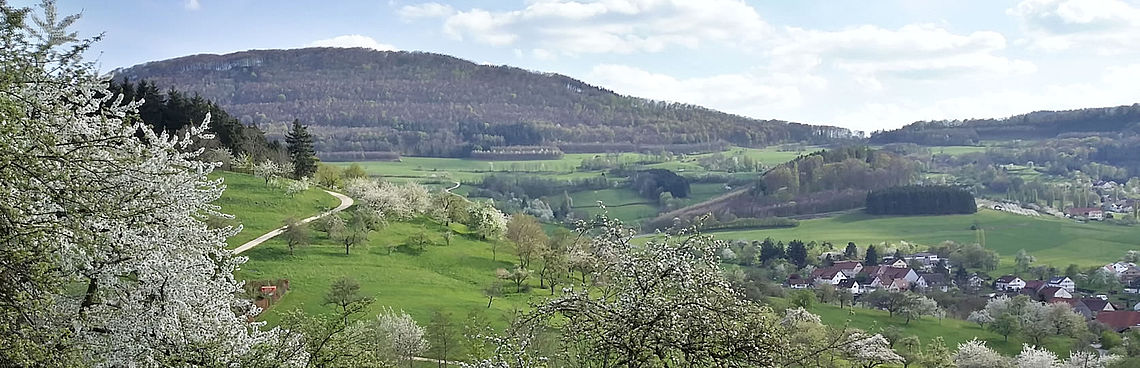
[[870, 104, 1140, 146], [112, 48, 858, 156]]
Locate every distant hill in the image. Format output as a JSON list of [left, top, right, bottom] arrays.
[[113, 48, 857, 156], [870, 104, 1140, 146]]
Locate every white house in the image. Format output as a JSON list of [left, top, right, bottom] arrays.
[[1046, 276, 1076, 293], [837, 279, 864, 295], [811, 268, 848, 285], [995, 275, 1026, 291]]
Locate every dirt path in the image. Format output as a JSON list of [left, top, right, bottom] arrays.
[[230, 189, 354, 255]]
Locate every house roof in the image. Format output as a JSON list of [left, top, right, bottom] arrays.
[[811, 267, 844, 279], [1047, 276, 1071, 284], [918, 273, 949, 285], [1023, 280, 1045, 291], [1083, 298, 1113, 312], [837, 279, 858, 288], [1066, 207, 1104, 215], [1095, 311, 1140, 332], [996, 275, 1020, 283], [833, 260, 862, 269], [1039, 287, 1068, 299], [788, 278, 812, 285], [878, 267, 913, 279]]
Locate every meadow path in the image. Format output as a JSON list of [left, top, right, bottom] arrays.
[[230, 189, 354, 255]]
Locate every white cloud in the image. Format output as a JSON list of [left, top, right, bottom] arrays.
[[585, 64, 823, 118], [402, 0, 770, 55], [308, 35, 397, 51], [1008, 0, 1140, 53], [185, 0, 200, 11], [398, 2, 455, 19], [773, 24, 1034, 80]]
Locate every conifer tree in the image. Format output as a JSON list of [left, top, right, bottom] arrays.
[[286, 119, 317, 178]]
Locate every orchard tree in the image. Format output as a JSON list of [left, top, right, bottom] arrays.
[[283, 217, 310, 256], [506, 214, 547, 268], [425, 311, 458, 367], [254, 158, 284, 187], [324, 277, 373, 320], [369, 308, 429, 367], [953, 340, 1010, 368], [285, 119, 317, 179], [0, 2, 301, 365], [482, 281, 503, 308]]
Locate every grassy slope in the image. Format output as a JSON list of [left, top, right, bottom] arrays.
[[237, 220, 543, 329], [699, 209, 1140, 271], [213, 171, 340, 246]]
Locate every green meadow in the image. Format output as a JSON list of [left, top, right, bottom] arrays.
[[701, 209, 1140, 271], [212, 172, 340, 246], [237, 219, 541, 329]]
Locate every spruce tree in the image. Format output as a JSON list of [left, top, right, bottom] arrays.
[[285, 119, 317, 178], [865, 245, 880, 265]]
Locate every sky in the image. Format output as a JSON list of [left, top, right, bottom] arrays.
[[35, 0, 1140, 132]]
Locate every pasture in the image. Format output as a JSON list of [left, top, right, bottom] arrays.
[[237, 219, 541, 330], [701, 209, 1140, 271], [212, 171, 340, 246]]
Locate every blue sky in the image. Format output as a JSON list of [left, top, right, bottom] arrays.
[[39, 0, 1140, 132]]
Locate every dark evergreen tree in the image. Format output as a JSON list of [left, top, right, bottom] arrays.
[[786, 240, 808, 268], [844, 242, 858, 259], [285, 119, 317, 178], [865, 245, 880, 266], [758, 238, 784, 264]]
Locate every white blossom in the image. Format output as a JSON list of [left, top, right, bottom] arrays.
[[1016, 345, 1059, 368], [843, 332, 905, 367], [954, 339, 1011, 368]]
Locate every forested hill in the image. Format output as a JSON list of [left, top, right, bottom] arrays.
[[112, 47, 857, 156], [870, 104, 1140, 146]]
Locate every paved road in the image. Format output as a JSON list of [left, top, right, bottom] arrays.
[[230, 189, 354, 255]]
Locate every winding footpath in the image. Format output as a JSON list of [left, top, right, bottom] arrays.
[[230, 189, 354, 255]]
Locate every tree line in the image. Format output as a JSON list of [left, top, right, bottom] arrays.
[[865, 185, 977, 215]]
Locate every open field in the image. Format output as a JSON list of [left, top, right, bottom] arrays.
[[694, 209, 1140, 271], [212, 171, 340, 246], [237, 219, 543, 329], [328, 153, 649, 183], [930, 145, 989, 156]]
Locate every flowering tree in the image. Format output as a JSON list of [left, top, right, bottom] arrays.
[[254, 158, 284, 187], [369, 308, 429, 366], [345, 178, 432, 220], [843, 332, 905, 368], [500, 216, 796, 366], [0, 2, 301, 365], [467, 200, 508, 242], [953, 340, 1011, 368], [968, 310, 994, 328]]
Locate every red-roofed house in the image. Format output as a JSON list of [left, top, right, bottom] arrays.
[[1095, 311, 1140, 332], [1066, 207, 1105, 220]]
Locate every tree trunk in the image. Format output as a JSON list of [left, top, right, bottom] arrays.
[[486, 296, 493, 308]]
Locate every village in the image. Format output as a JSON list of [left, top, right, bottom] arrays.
[[785, 251, 1140, 334]]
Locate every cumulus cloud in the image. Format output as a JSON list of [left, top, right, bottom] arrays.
[[585, 64, 824, 119], [1008, 0, 1140, 53], [185, 0, 200, 11], [400, 0, 770, 55], [773, 24, 1035, 81], [308, 35, 397, 51]]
